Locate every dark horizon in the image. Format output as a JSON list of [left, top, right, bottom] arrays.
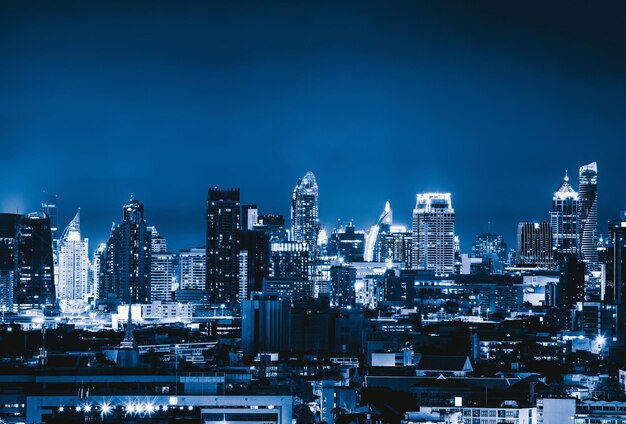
[[1, 1, 625, 252]]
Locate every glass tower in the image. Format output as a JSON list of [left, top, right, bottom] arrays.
[[578, 162, 599, 270], [551, 172, 579, 256]]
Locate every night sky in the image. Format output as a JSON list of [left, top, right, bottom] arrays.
[[1, 1, 625, 252]]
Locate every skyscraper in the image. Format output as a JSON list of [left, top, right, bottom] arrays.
[[0, 214, 20, 312], [606, 211, 626, 341], [364, 201, 392, 262], [412, 193, 455, 274], [291, 171, 319, 251], [99, 199, 152, 305], [471, 233, 508, 274], [149, 227, 175, 302], [551, 173, 579, 257], [57, 210, 90, 309], [516, 222, 553, 269], [179, 247, 206, 290], [578, 162, 599, 270], [206, 188, 240, 305]]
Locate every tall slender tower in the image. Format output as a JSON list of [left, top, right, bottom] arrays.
[[57, 210, 90, 309], [578, 162, 599, 270], [551, 172, 579, 257], [206, 188, 240, 305], [412, 193, 455, 274], [291, 171, 320, 250], [100, 200, 152, 305]]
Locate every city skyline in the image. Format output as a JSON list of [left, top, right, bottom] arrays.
[[2, 1, 626, 253], [0, 163, 622, 256]]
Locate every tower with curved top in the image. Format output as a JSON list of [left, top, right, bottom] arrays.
[[291, 171, 320, 251], [578, 162, 599, 270]]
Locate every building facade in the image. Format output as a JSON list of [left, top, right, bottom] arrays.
[[579, 162, 599, 270], [516, 222, 553, 269], [412, 193, 455, 274], [57, 210, 90, 309], [551, 173, 579, 257], [206, 188, 240, 305]]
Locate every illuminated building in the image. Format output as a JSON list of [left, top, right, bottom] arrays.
[[239, 229, 269, 299], [471, 233, 508, 274], [606, 211, 626, 341], [99, 199, 152, 305], [179, 248, 206, 290], [206, 188, 240, 305], [364, 201, 392, 262], [330, 264, 357, 307], [328, 221, 365, 262], [57, 210, 90, 309], [291, 171, 319, 252], [378, 225, 413, 267], [579, 162, 599, 270], [0, 214, 19, 312], [550, 172, 579, 257], [516, 222, 553, 269], [412, 193, 455, 274]]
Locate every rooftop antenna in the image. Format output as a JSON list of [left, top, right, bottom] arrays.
[[487, 221, 491, 233]]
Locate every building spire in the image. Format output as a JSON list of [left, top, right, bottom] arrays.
[[564, 170, 569, 182]]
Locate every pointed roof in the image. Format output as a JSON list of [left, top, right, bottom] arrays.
[[59, 209, 81, 243], [554, 173, 578, 200]]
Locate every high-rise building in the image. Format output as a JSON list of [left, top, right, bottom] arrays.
[[328, 222, 366, 262], [551, 173, 579, 257], [291, 171, 319, 251], [264, 241, 313, 299], [379, 226, 413, 267], [364, 201, 392, 262], [17, 212, 57, 310], [242, 293, 291, 356], [149, 227, 175, 302], [412, 193, 455, 274], [179, 248, 206, 290], [206, 188, 240, 305], [239, 229, 269, 298], [57, 210, 90, 309], [90, 242, 106, 300], [99, 199, 152, 305], [471, 233, 508, 274], [579, 162, 599, 270], [516, 222, 553, 269], [330, 265, 357, 308], [0, 214, 20, 312], [242, 205, 258, 230], [606, 211, 626, 341]]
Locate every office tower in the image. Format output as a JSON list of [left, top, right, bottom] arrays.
[[255, 214, 289, 243], [57, 210, 90, 308], [239, 229, 269, 298], [330, 265, 357, 308], [412, 193, 455, 274], [606, 211, 626, 341], [90, 243, 106, 300], [242, 293, 291, 356], [379, 226, 413, 267], [364, 201, 392, 262], [151, 252, 175, 302], [579, 162, 599, 270], [516, 222, 553, 269], [291, 171, 320, 250], [471, 233, 508, 274], [0, 214, 20, 312], [179, 247, 206, 290], [206, 188, 240, 305], [100, 199, 152, 304], [269, 241, 311, 281], [41, 194, 59, 293], [329, 222, 366, 262], [556, 254, 585, 330], [264, 241, 313, 299], [150, 226, 167, 253], [551, 172, 579, 257], [242, 205, 258, 230], [16, 212, 57, 310]]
